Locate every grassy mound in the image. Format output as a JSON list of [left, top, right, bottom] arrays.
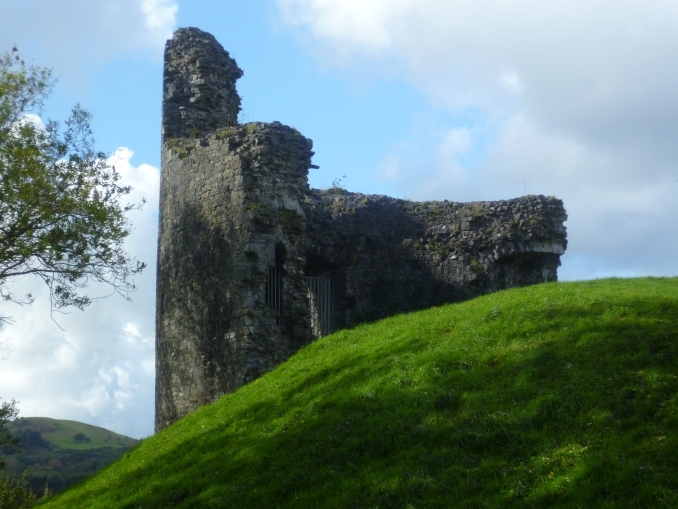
[[42, 278, 678, 508]]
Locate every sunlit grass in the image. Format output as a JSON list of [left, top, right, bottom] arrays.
[[41, 277, 678, 508]]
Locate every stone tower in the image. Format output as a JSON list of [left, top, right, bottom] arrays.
[[156, 28, 568, 432], [156, 28, 317, 431]]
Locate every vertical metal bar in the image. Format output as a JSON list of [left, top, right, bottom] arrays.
[[274, 267, 277, 314], [314, 278, 318, 337], [318, 278, 321, 337], [323, 279, 326, 336], [275, 266, 277, 311], [323, 280, 330, 336], [322, 278, 325, 336], [277, 267, 281, 324], [276, 267, 278, 311]]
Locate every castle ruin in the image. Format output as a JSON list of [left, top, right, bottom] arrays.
[[155, 28, 568, 431]]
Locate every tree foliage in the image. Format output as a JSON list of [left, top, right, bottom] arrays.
[[72, 433, 90, 443], [0, 398, 20, 470], [0, 49, 145, 323], [0, 475, 41, 509]]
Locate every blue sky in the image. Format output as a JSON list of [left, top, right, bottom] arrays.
[[1, 0, 677, 438]]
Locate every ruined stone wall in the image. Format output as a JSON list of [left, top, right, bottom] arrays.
[[303, 192, 566, 327], [156, 27, 568, 431]]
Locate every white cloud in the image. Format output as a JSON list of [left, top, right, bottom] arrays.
[[376, 155, 401, 181], [141, 359, 155, 375], [0, 149, 159, 438], [277, 0, 678, 278], [109, 148, 160, 203], [278, 0, 678, 132], [112, 367, 131, 388], [143, 0, 179, 34], [278, 0, 410, 54], [500, 72, 522, 94], [114, 390, 133, 410], [52, 342, 78, 371], [439, 128, 471, 160], [0, 0, 178, 83], [124, 323, 141, 339], [76, 382, 112, 417], [12, 114, 46, 132], [73, 366, 135, 415]]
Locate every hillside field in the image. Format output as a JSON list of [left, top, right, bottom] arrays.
[[2, 418, 138, 494], [41, 278, 678, 508], [8, 417, 137, 450]]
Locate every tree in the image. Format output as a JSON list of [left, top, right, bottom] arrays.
[[0, 397, 20, 470], [0, 48, 145, 324], [73, 432, 91, 443], [0, 399, 40, 508], [0, 475, 40, 509]]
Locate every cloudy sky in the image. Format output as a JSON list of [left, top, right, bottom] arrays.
[[0, 0, 676, 438]]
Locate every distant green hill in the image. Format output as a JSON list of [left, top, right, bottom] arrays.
[[42, 278, 678, 508], [2, 418, 137, 494], [8, 417, 137, 451]]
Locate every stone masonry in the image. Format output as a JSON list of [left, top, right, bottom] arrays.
[[155, 28, 568, 431]]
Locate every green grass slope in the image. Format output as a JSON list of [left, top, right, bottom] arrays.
[[42, 278, 678, 508], [9, 417, 137, 450]]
